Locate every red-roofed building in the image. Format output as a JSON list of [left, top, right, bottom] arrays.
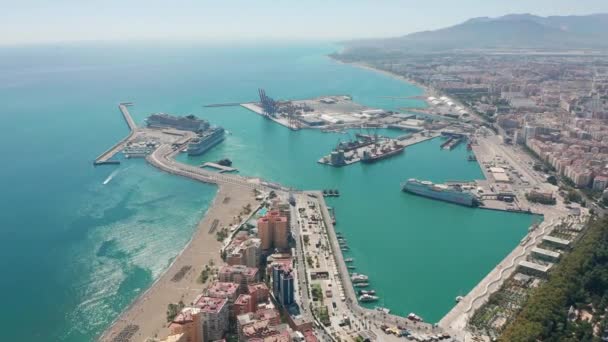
[[234, 294, 255, 317], [194, 296, 229, 342], [247, 282, 270, 307], [168, 307, 203, 342], [218, 265, 259, 292]]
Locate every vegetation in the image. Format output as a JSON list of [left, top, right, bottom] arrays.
[[306, 255, 314, 268], [216, 227, 229, 241], [311, 283, 323, 301], [303, 235, 310, 246], [567, 190, 583, 204], [314, 305, 331, 326], [500, 218, 608, 341], [166, 300, 185, 322], [198, 264, 212, 284], [547, 175, 558, 186]]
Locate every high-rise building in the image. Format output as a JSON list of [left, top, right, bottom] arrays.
[[169, 307, 203, 342], [279, 269, 295, 306], [271, 265, 294, 307], [218, 265, 259, 292], [206, 281, 241, 319], [258, 211, 288, 250], [194, 296, 229, 342], [247, 282, 270, 307]]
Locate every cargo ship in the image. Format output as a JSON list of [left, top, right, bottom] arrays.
[[361, 143, 405, 163], [401, 178, 479, 207], [187, 127, 225, 156]]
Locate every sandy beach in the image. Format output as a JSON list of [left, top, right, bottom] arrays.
[[99, 183, 258, 342], [329, 56, 433, 99]]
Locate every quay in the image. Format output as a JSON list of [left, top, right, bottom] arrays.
[[203, 102, 244, 108], [241, 103, 300, 130], [200, 162, 238, 173], [93, 103, 137, 165]]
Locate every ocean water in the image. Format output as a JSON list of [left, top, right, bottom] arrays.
[[0, 42, 533, 341]]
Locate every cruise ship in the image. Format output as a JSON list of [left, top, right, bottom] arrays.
[[401, 178, 479, 207], [187, 127, 225, 156]]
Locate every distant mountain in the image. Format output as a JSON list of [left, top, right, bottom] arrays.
[[343, 13, 608, 51]]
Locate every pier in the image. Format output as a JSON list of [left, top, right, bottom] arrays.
[[203, 102, 245, 108], [93, 103, 137, 165], [200, 162, 238, 173]]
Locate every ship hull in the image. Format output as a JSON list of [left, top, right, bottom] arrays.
[[188, 135, 225, 156], [402, 182, 477, 207], [361, 146, 404, 163]]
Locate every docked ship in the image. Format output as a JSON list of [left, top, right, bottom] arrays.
[[353, 282, 369, 288], [351, 273, 369, 283], [361, 143, 405, 163], [359, 294, 379, 302], [187, 127, 225, 156], [401, 178, 479, 207]]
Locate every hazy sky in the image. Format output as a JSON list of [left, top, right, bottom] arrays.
[[3, 0, 608, 45]]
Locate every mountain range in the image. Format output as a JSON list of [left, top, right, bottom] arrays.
[[343, 13, 608, 51]]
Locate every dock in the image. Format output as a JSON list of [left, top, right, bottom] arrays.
[[200, 162, 238, 173], [93, 103, 137, 165], [240, 103, 300, 130], [203, 102, 245, 108]]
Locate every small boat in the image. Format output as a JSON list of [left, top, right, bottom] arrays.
[[348, 266, 356, 270], [351, 273, 369, 283], [455, 296, 464, 302], [345, 258, 354, 263], [407, 313, 423, 322], [353, 283, 369, 288], [359, 294, 379, 302], [358, 290, 376, 295], [375, 307, 390, 314]]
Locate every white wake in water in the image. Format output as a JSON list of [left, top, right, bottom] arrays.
[[102, 166, 132, 185]]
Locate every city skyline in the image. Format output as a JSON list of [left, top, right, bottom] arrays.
[[3, 0, 608, 45]]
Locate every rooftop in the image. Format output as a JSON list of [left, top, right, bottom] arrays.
[[542, 235, 571, 246], [207, 281, 240, 298], [532, 247, 561, 259], [194, 296, 228, 314], [519, 260, 553, 273]]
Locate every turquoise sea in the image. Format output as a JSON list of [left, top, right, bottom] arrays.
[[0, 42, 534, 341]]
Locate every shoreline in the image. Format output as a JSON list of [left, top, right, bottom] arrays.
[[99, 183, 258, 342], [329, 55, 432, 101]]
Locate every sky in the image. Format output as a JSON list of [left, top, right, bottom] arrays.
[[3, 0, 608, 45]]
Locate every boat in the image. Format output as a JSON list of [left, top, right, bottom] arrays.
[[455, 296, 464, 302], [216, 158, 232, 167], [187, 127, 225, 155], [467, 155, 477, 162], [351, 273, 369, 283], [358, 290, 376, 295], [344, 258, 354, 263], [359, 294, 379, 302], [401, 178, 479, 207], [348, 266, 356, 270], [375, 307, 390, 314], [353, 283, 369, 288], [407, 313, 423, 322], [361, 144, 405, 163]]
